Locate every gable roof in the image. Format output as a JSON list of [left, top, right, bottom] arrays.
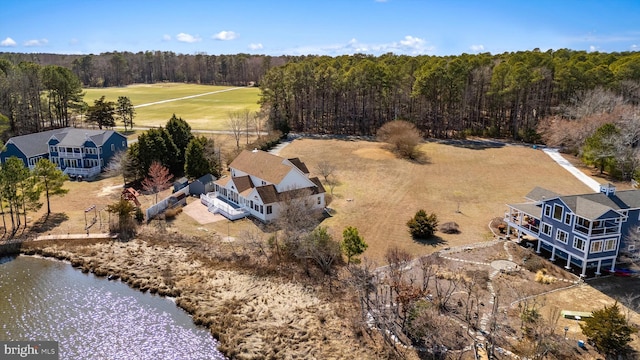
[[232, 175, 254, 195], [230, 150, 298, 184], [519, 186, 640, 221], [6, 128, 66, 158], [309, 177, 326, 194], [53, 129, 118, 147], [287, 158, 310, 174], [196, 173, 216, 184], [256, 185, 279, 204], [525, 187, 559, 202]]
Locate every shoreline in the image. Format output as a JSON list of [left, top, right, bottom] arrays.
[[17, 233, 382, 359]]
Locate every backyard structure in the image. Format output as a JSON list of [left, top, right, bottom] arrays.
[[505, 184, 640, 277], [188, 174, 216, 196], [0, 127, 128, 179], [201, 149, 325, 222]]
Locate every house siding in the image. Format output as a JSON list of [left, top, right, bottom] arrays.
[[0, 143, 30, 167], [1, 128, 127, 178], [507, 185, 639, 276]]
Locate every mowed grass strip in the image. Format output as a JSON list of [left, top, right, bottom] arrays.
[[83, 83, 260, 130], [278, 139, 596, 264]]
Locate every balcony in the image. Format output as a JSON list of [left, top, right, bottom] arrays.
[[63, 165, 101, 179], [505, 203, 543, 237], [58, 151, 83, 159], [574, 224, 619, 237]]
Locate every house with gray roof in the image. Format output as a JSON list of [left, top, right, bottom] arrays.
[[200, 149, 325, 222], [505, 184, 640, 277], [0, 127, 127, 179]]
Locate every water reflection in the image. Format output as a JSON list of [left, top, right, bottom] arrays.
[[0, 256, 225, 360]]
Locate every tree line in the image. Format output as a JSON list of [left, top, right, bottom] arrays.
[[0, 59, 84, 135], [0, 51, 289, 87], [259, 50, 640, 140]]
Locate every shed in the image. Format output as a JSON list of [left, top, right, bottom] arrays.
[[189, 173, 216, 196], [173, 177, 189, 192]]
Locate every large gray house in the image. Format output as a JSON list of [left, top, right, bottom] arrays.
[[505, 184, 640, 277], [0, 128, 128, 179]]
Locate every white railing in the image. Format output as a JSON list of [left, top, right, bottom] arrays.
[[58, 152, 83, 159], [200, 192, 250, 220], [63, 165, 101, 178]]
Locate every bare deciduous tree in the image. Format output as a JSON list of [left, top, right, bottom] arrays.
[[316, 160, 336, 183], [227, 111, 244, 149], [141, 161, 172, 204]]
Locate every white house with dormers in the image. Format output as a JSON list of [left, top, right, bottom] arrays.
[[200, 149, 325, 222]]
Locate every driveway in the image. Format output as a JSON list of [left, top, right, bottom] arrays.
[[542, 148, 601, 192]]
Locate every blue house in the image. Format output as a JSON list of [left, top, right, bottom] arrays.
[[506, 184, 640, 277], [0, 128, 127, 179]]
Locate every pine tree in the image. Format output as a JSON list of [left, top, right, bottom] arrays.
[[580, 302, 637, 358]]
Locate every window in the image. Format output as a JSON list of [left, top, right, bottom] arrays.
[[573, 236, 586, 251], [122, 141, 125, 147], [259, 205, 263, 214], [111, 144, 115, 151], [541, 223, 552, 237], [555, 229, 569, 244], [590, 240, 603, 253], [100, 147, 103, 154], [552, 204, 563, 221], [629, 244, 636, 252], [544, 205, 551, 217], [564, 213, 572, 225], [266, 205, 272, 215], [317, 196, 321, 205], [604, 239, 617, 252], [49, 146, 55, 152]]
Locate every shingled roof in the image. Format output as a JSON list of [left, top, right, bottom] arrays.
[[230, 150, 296, 184], [7, 128, 120, 158]]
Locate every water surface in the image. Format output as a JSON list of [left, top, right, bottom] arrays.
[[0, 255, 225, 360]]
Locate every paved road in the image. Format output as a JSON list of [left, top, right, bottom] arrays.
[[542, 148, 601, 192]]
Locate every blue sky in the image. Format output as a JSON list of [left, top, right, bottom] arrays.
[[2, 0, 640, 56]]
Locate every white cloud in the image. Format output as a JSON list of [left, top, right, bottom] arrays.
[[589, 45, 597, 52], [176, 33, 201, 43], [213, 31, 238, 41], [286, 36, 434, 56], [69, 38, 79, 45], [24, 38, 48, 47], [470, 44, 484, 52], [399, 35, 424, 48], [162, 34, 171, 41], [1, 37, 17, 47], [248, 43, 263, 50], [632, 44, 639, 50]]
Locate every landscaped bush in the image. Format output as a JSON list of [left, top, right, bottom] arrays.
[[407, 210, 438, 239], [523, 253, 546, 273], [164, 207, 183, 219], [534, 269, 557, 284], [439, 222, 460, 234]]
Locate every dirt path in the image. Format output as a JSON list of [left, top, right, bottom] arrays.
[[133, 87, 244, 108]]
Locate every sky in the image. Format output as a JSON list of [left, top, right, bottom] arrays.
[[2, 0, 640, 57]]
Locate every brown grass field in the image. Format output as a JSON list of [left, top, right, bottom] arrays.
[[277, 138, 597, 264]]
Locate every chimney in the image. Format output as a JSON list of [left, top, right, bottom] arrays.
[[600, 183, 616, 197]]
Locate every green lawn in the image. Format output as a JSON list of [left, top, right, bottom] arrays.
[[83, 83, 261, 130]]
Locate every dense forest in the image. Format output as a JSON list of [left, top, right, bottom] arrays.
[[3, 49, 640, 141], [0, 51, 288, 87], [258, 50, 640, 140]]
